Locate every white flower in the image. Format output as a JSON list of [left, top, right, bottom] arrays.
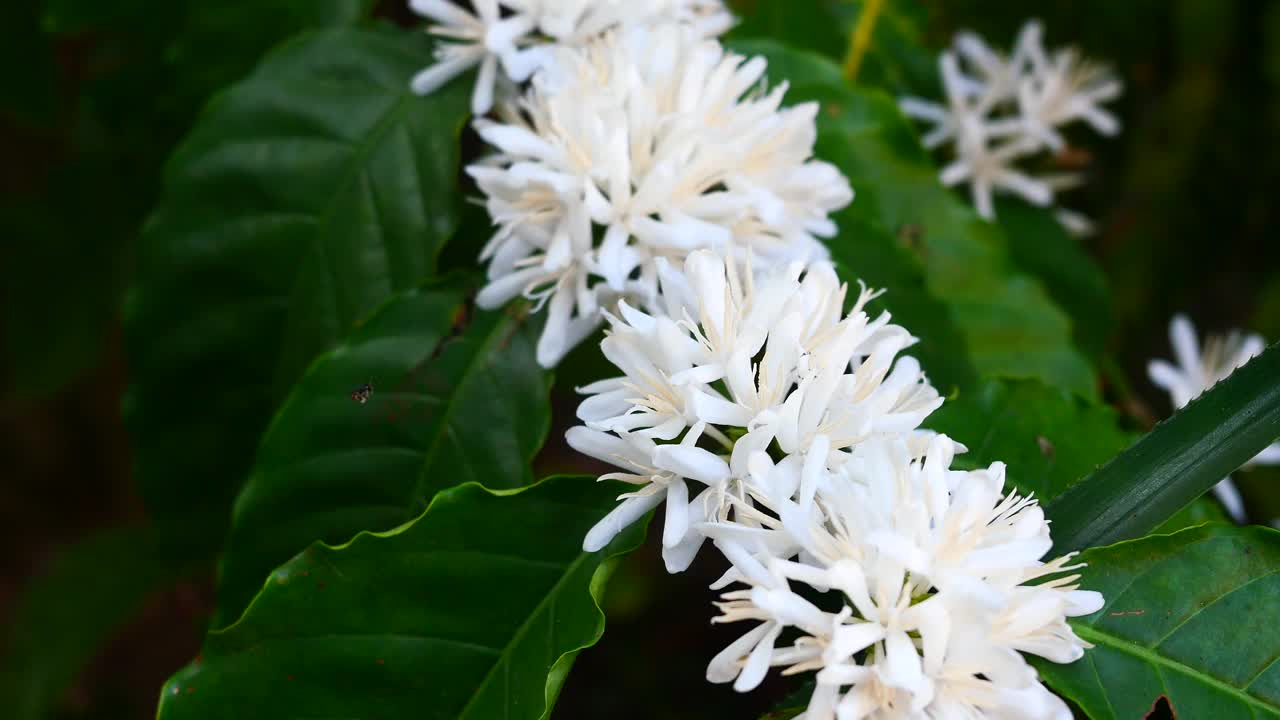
[[409, 0, 734, 115], [939, 106, 1050, 220], [902, 53, 1049, 220], [409, 0, 533, 114], [568, 251, 936, 570], [1148, 314, 1279, 521], [701, 434, 1101, 719], [470, 24, 852, 366], [899, 19, 1120, 230], [1016, 42, 1122, 152], [952, 20, 1045, 109]]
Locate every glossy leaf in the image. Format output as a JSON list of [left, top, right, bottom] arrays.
[[1047, 342, 1280, 554], [1038, 524, 1280, 719], [215, 278, 550, 625], [730, 39, 1096, 397], [122, 25, 472, 550], [926, 378, 1132, 502], [1154, 497, 1231, 535], [159, 476, 647, 720], [996, 199, 1114, 358], [726, 0, 939, 95], [726, 0, 855, 61], [826, 210, 976, 393]]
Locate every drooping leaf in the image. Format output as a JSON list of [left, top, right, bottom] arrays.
[[1038, 524, 1280, 719], [158, 476, 647, 720], [730, 39, 1096, 397], [0, 528, 187, 720], [123, 25, 472, 551], [926, 378, 1132, 502], [1047, 342, 1280, 554], [215, 278, 550, 625]]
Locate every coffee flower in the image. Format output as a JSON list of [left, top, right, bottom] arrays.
[[408, 0, 734, 115], [470, 24, 853, 366], [899, 19, 1120, 233], [568, 251, 937, 572], [703, 434, 1101, 719], [1148, 314, 1279, 521]]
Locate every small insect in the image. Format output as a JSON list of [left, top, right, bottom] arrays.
[[350, 381, 374, 404]]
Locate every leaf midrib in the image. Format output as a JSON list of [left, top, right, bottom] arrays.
[[454, 551, 592, 720], [273, 89, 420, 384], [1074, 624, 1280, 716], [411, 313, 520, 502]]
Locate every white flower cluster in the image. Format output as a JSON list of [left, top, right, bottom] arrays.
[[1148, 315, 1280, 522], [411, 3, 852, 366], [569, 250, 1101, 718], [899, 20, 1122, 234], [409, 5, 1105, 717]]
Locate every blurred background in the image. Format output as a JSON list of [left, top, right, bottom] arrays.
[[3, 0, 1279, 718]]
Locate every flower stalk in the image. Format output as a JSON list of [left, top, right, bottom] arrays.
[[842, 0, 887, 83]]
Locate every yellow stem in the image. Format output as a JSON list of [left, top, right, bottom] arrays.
[[842, 0, 887, 84]]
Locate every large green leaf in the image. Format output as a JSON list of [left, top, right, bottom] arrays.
[[1154, 497, 1231, 535], [1038, 524, 1280, 719], [995, 200, 1114, 358], [726, 0, 940, 95], [215, 278, 551, 625], [0, 528, 186, 720], [926, 378, 1132, 502], [827, 211, 976, 393], [730, 39, 1096, 397], [726, 0, 855, 61], [158, 476, 646, 720], [1047, 342, 1280, 554], [123, 24, 472, 550]]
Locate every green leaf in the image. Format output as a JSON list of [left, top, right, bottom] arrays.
[[826, 211, 976, 393], [1047, 342, 1280, 554], [215, 278, 551, 625], [725, 0, 940, 96], [123, 25, 472, 550], [0, 528, 186, 720], [995, 199, 1114, 358], [1154, 498, 1231, 535], [158, 476, 647, 720], [1038, 524, 1280, 719], [730, 39, 1096, 397], [926, 378, 1132, 502], [4, 1, 373, 401], [725, 0, 855, 61]]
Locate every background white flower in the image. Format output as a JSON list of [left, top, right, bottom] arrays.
[[899, 19, 1121, 233], [1148, 314, 1279, 521], [471, 24, 853, 366]]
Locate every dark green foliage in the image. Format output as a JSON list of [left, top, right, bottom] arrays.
[[214, 278, 551, 625], [159, 477, 646, 720], [122, 26, 472, 552]]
